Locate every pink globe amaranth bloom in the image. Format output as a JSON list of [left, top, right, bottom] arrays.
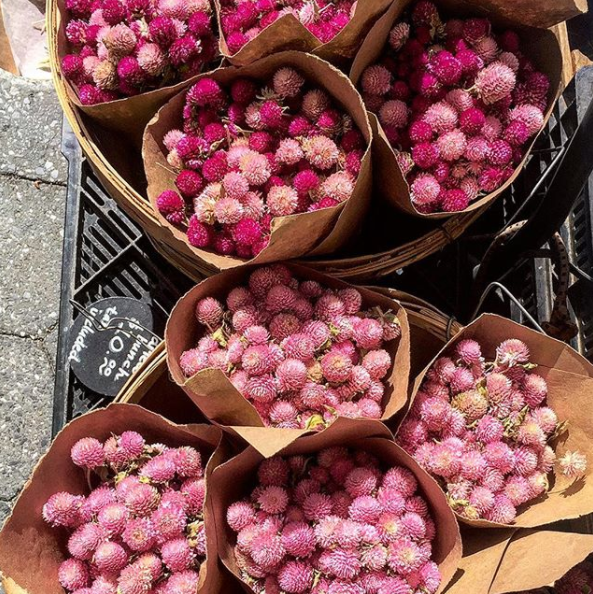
[[455, 339, 482, 365], [187, 215, 214, 248], [277, 560, 314, 594], [379, 99, 408, 129], [164, 570, 200, 594], [559, 451, 588, 479], [353, 317, 385, 350], [504, 475, 533, 507], [528, 406, 557, 435], [195, 297, 223, 328], [284, 334, 316, 361], [124, 483, 160, 517], [319, 548, 361, 580], [510, 104, 545, 137], [140, 454, 176, 483], [97, 502, 128, 536], [226, 287, 254, 312], [498, 51, 520, 73], [360, 64, 392, 95], [442, 189, 470, 212], [257, 485, 289, 514], [151, 501, 187, 544], [465, 136, 490, 163], [275, 138, 304, 166], [302, 136, 339, 170], [343, 466, 377, 498], [349, 495, 382, 523], [273, 67, 305, 98], [58, 558, 90, 591], [244, 374, 276, 403], [475, 415, 504, 444], [320, 172, 354, 204], [302, 89, 331, 120], [239, 150, 271, 186], [67, 522, 104, 560], [269, 401, 299, 426], [504, 120, 530, 147], [475, 62, 517, 105], [251, 532, 287, 571], [187, 78, 224, 107], [474, 36, 499, 63], [387, 539, 425, 575], [156, 189, 185, 225], [484, 494, 517, 524], [388, 22, 410, 50], [419, 397, 452, 432], [431, 50, 462, 85], [361, 349, 391, 381], [444, 89, 473, 114], [459, 107, 486, 135], [179, 347, 208, 376], [270, 313, 301, 341], [267, 185, 299, 216], [227, 501, 256, 532], [181, 477, 205, 514], [382, 466, 418, 498], [437, 130, 467, 162], [221, 171, 249, 201], [170, 446, 202, 478], [301, 491, 333, 521], [161, 537, 196, 572], [411, 173, 440, 206], [94, 540, 128, 573], [71, 437, 105, 468], [85, 484, 117, 513], [423, 101, 458, 134], [320, 351, 353, 384], [411, 142, 440, 169], [122, 517, 157, 552], [468, 486, 495, 514], [496, 338, 530, 365], [409, 120, 434, 144], [43, 492, 84, 528]]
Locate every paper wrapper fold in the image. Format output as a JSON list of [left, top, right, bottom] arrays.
[[216, 0, 392, 67], [0, 404, 226, 594], [53, 0, 218, 143], [407, 313, 593, 529], [210, 418, 462, 593], [349, 0, 563, 218], [143, 51, 373, 271], [445, 527, 593, 594], [165, 264, 411, 455]]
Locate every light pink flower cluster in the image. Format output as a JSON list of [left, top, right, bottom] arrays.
[[359, 0, 550, 213], [156, 68, 363, 258], [61, 0, 218, 104], [519, 557, 593, 594], [42, 432, 207, 594], [220, 0, 356, 54], [397, 338, 585, 524], [226, 447, 442, 594], [179, 265, 401, 428]]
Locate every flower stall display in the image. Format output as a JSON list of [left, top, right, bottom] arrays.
[[396, 314, 593, 527], [444, 529, 593, 594], [350, 0, 562, 216], [211, 419, 462, 593], [0, 405, 224, 594], [215, 0, 391, 67], [165, 264, 411, 442], [144, 52, 372, 269]]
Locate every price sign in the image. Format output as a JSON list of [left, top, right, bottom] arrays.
[[67, 297, 161, 396]]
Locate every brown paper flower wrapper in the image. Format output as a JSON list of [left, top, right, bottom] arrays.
[[349, 0, 564, 219], [216, 0, 392, 67], [445, 527, 593, 594], [165, 264, 411, 456], [142, 51, 373, 271], [209, 418, 463, 594], [53, 0, 220, 143], [0, 404, 226, 594], [404, 313, 593, 529]]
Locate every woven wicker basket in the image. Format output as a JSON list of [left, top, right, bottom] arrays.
[[50, 0, 569, 282]]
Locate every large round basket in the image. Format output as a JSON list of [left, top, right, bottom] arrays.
[[48, 1, 486, 282]]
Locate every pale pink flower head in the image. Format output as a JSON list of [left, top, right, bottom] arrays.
[[273, 67, 305, 98], [58, 558, 89, 591], [277, 560, 313, 593], [379, 99, 409, 129], [437, 130, 467, 162], [423, 101, 458, 134], [411, 173, 440, 206], [510, 104, 545, 137], [71, 437, 105, 469], [195, 297, 223, 327], [388, 22, 410, 51], [302, 89, 331, 120], [484, 494, 517, 524], [496, 338, 530, 365], [475, 62, 517, 104], [455, 339, 482, 365], [559, 451, 587, 479], [302, 136, 339, 170], [43, 492, 84, 528], [321, 172, 355, 203], [281, 522, 316, 558], [268, 185, 299, 216]]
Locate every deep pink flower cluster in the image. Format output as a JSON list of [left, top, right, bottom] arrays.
[[220, 0, 356, 53], [61, 0, 218, 104], [519, 557, 593, 594], [156, 69, 363, 258], [359, 0, 550, 213], [42, 432, 207, 594], [179, 265, 401, 428], [396, 338, 584, 524], [226, 448, 442, 594]]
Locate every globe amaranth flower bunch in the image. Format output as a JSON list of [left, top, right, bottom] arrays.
[[179, 265, 401, 428], [61, 0, 218, 104], [396, 338, 587, 524], [156, 67, 364, 259], [42, 432, 208, 594], [519, 556, 593, 594], [359, 0, 550, 213], [219, 0, 356, 54], [226, 447, 442, 594]]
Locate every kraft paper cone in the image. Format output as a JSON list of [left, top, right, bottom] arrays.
[[143, 51, 373, 271], [216, 0, 392, 67], [210, 418, 463, 594], [0, 404, 226, 594], [349, 0, 563, 219], [406, 313, 593, 529], [165, 264, 411, 455], [53, 0, 220, 144], [445, 528, 593, 594]]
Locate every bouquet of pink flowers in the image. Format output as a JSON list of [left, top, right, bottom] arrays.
[[351, 0, 560, 216], [166, 265, 411, 434], [60, 0, 219, 105], [396, 314, 593, 527]]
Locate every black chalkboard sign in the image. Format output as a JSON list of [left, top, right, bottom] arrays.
[[67, 297, 161, 396]]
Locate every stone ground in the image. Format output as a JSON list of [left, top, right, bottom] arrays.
[[0, 69, 67, 531]]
